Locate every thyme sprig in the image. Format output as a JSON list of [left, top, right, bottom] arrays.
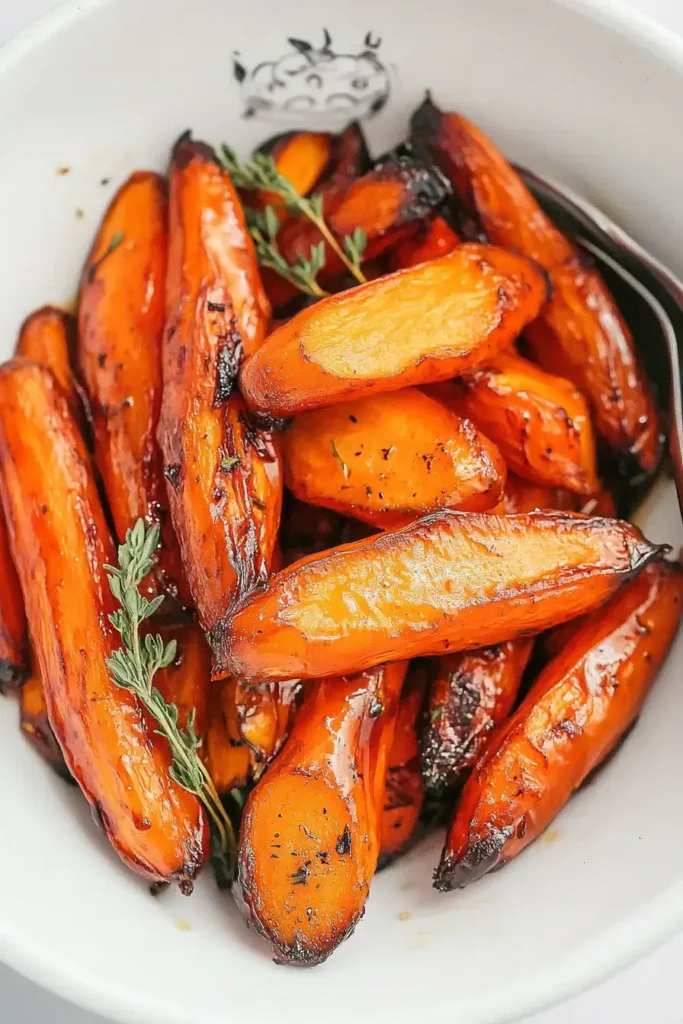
[[219, 146, 367, 295], [104, 519, 237, 883]]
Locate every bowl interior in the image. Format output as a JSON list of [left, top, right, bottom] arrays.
[[1, 1, 683, 1023]]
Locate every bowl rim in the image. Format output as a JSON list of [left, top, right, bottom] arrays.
[[2, 0, 683, 1022]]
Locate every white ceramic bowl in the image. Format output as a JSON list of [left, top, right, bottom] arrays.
[[1, 1, 683, 1022]]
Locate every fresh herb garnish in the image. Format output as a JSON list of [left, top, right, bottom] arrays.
[[88, 230, 125, 282], [219, 146, 367, 296], [104, 519, 237, 883]]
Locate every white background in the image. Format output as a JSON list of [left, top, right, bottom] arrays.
[[1, 0, 683, 1020]]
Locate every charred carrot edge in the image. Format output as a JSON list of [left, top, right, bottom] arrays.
[[380, 662, 427, 861], [225, 510, 663, 683], [421, 638, 534, 794], [79, 171, 192, 611], [282, 387, 506, 527], [435, 561, 683, 889], [159, 133, 282, 675], [410, 95, 662, 477], [238, 661, 407, 966], [239, 243, 549, 419], [0, 358, 208, 885]]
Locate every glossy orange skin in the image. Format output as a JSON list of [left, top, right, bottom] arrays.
[[240, 244, 548, 419], [204, 676, 251, 794], [436, 561, 683, 890], [380, 663, 427, 859], [454, 352, 598, 494], [16, 306, 85, 427], [255, 130, 333, 215], [79, 172, 191, 611], [226, 510, 660, 683], [421, 638, 533, 794], [20, 665, 69, 779], [283, 388, 506, 527], [0, 500, 27, 689], [155, 621, 211, 736], [0, 360, 208, 884], [159, 135, 281, 674], [389, 216, 460, 270], [234, 679, 300, 770], [238, 661, 408, 965], [411, 97, 662, 477]]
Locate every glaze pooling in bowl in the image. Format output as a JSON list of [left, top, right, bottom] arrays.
[[1, 1, 683, 1022]]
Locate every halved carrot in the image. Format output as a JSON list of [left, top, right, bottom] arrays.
[[20, 663, 70, 780], [389, 216, 460, 270], [238, 661, 407, 965], [0, 504, 27, 690], [436, 560, 683, 889], [421, 638, 534, 794], [79, 172, 191, 611], [283, 388, 506, 527], [254, 130, 333, 213], [159, 134, 282, 674], [225, 510, 661, 683], [380, 662, 427, 860], [16, 306, 85, 428], [239, 244, 548, 419], [431, 352, 599, 494], [0, 359, 207, 885], [234, 679, 300, 771], [411, 96, 662, 477]]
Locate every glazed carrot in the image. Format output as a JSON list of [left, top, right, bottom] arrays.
[[254, 130, 333, 212], [19, 665, 70, 780], [238, 661, 407, 965], [0, 360, 207, 884], [436, 561, 683, 889], [79, 172, 191, 610], [380, 663, 427, 860], [283, 388, 506, 527], [421, 638, 534, 794], [16, 306, 84, 426], [0, 505, 27, 690], [154, 621, 211, 736], [432, 352, 599, 494], [204, 677, 251, 795], [411, 96, 662, 477], [225, 510, 661, 683], [234, 680, 300, 771], [498, 475, 579, 514], [239, 244, 548, 419], [389, 216, 460, 270], [159, 134, 282, 674]]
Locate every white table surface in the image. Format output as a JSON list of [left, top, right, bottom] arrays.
[[2, 0, 683, 1021]]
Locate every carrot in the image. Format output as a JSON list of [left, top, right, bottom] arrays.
[[239, 244, 548, 419], [19, 663, 70, 780], [388, 216, 460, 270], [436, 560, 683, 889], [204, 677, 251, 795], [16, 306, 85, 428], [78, 172, 191, 611], [0, 359, 207, 884], [238, 661, 407, 965], [411, 96, 662, 478], [0, 503, 27, 690], [429, 352, 599, 494], [225, 510, 662, 683], [283, 387, 506, 527], [254, 130, 333, 214], [234, 679, 300, 771], [421, 638, 534, 794], [159, 134, 282, 675], [154, 621, 211, 736], [380, 663, 427, 860]]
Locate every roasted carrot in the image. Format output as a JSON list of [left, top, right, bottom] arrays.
[[0, 504, 27, 690], [432, 352, 599, 494], [238, 660, 407, 965], [283, 388, 505, 527], [19, 664, 70, 780], [159, 134, 282, 674], [240, 244, 548, 419], [204, 676, 251, 795], [421, 638, 534, 794], [389, 216, 460, 270], [380, 662, 427, 860], [498, 475, 579, 514], [254, 130, 333, 213], [79, 172, 191, 611], [436, 560, 683, 889], [16, 306, 85, 427], [411, 96, 662, 477], [0, 359, 208, 885], [234, 679, 300, 771], [154, 621, 211, 736], [225, 510, 661, 683]]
